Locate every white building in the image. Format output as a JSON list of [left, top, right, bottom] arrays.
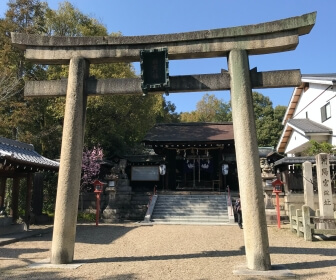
[[277, 74, 336, 156]]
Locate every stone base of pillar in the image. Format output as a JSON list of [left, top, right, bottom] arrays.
[[233, 264, 295, 278], [314, 217, 336, 229], [265, 209, 278, 225], [102, 208, 120, 223], [102, 179, 132, 222]]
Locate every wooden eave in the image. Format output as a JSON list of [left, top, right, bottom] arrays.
[[277, 125, 293, 153], [0, 156, 58, 173], [282, 84, 304, 124]]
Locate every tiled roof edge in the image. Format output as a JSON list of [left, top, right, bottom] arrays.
[[0, 137, 34, 150], [154, 122, 233, 127]]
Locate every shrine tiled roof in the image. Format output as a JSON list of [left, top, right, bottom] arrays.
[[143, 122, 234, 144], [0, 137, 59, 171]]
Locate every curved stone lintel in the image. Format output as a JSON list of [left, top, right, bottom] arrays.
[[22, 31, 299, 64], [11, 12, 316, 64], [12, 12, 315, 47]]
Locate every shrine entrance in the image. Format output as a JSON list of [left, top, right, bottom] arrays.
[[143, 122, 237, 191], [177, 153, 218, 191]]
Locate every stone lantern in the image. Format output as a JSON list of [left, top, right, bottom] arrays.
[[260, 158, 276, 209]]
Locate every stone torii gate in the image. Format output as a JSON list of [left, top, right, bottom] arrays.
[[11, 12, 316, 271]]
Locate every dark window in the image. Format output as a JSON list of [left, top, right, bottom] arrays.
[[321, 102, 331, 122]]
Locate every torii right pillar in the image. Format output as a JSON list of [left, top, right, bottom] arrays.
[[229, 49, 271, 270]]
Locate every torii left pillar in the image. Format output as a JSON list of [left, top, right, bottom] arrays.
[[51, 57, 89, 264]]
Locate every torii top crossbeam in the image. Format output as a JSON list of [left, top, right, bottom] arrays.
[[12, 12, 315, 64]]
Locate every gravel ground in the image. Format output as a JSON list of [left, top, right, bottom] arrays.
[[0, 223, 336, 279]]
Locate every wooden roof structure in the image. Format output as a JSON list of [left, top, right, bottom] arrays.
[[143, 122, 234, 147], [0, 137, 59, 224], [0, 137, 59, 176]]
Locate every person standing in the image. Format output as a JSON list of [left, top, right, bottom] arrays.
[[235, 195, 243, 229]]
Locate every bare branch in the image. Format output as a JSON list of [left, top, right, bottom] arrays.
[[0, 74, 24, 102]]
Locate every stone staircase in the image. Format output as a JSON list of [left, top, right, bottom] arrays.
[[149, 194, 229, 225]]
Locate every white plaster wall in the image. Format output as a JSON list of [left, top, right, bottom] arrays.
[[285, 130, 309, 154], [292, 83, 336, 146]]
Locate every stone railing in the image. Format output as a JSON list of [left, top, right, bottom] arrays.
[[289, 204, 336, 241]]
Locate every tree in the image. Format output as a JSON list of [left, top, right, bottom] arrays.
[[155, 99, 180, 124], [195, 93, 222, 122], [302, 140, 336, 156], [0, 73, 23, 102], [0, 0, 48, 142], [44, 1, 106, 36], [180, 110, 199, 122], [179, 91, 286, 147], [215, 102, 232, 122], [81, 146, 104, 192], [6, 0, 46, 33], [180, 94, 224, 122], [252, 92, 286, 147]]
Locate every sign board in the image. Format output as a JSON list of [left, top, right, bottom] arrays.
[[140, 48, 169, 94], [131, 166, 160, 181]]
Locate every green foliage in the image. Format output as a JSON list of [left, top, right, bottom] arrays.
[[0, 0, 51, 147], [42, 172, 58, 214], [77, 211, 96, 222], [44, 1, 107, 36], [302, 140, 336, 156], [215, 102, 232, 122], [6, 0, 47, 33], [180, 92, 285, 147], [195, 93, 222, 122], [155, 99, 180, 124], [180, 94, 228, 122]]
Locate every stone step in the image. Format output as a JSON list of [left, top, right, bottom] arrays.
[[155, 199, 227, 203], [154, 208, 227, 212], [156, 196, 227, 200], [152, 207, 228, 212], [152, 215, 228, 220], [151, 218, 229, 225], [155, 201, 227, 205], [149, 194, 229, 225], [156, 200, 227, 204], [152, 213, 229, 219], [152, 209, 227, 216]]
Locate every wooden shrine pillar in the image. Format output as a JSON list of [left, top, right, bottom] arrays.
[[24, 173, 34, 228], [0, 177, 6, 208], [11, 177, 20, 223]]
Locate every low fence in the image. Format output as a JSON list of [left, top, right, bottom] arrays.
[[289, 204, 336, 241]]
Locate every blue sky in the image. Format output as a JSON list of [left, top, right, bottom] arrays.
[[1, 1, 335, 113]]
